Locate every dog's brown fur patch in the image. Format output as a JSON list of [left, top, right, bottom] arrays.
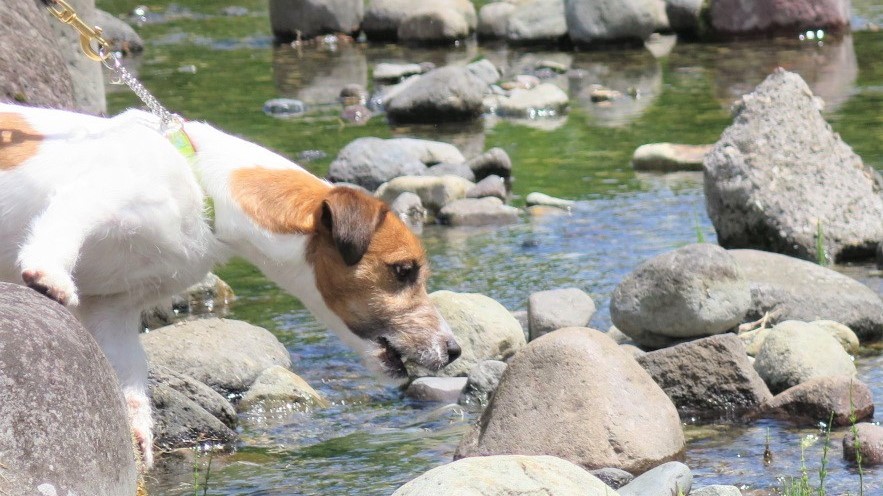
[[229, 166, 330, 233], [0, 113, 43, 170]]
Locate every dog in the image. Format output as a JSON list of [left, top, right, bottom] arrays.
[[0, 103, 461, 468]]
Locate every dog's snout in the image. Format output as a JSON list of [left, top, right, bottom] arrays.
[[445, 338, 461, 364]]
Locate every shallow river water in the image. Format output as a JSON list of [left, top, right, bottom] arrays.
[[97, 1, 883, 494]]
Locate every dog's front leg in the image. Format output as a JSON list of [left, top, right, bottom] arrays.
[[75, 297, 154, 470]]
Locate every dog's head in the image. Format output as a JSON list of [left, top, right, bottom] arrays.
[[229, 167, 460, 377]]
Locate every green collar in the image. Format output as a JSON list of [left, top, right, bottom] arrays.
[[166, 128, 197, 163]]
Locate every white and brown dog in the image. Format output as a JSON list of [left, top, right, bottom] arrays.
[[0, 103, 460, 467]]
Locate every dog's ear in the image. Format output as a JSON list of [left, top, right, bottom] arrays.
[[230, 167, 328, 234], [319, 187, 387, 266]]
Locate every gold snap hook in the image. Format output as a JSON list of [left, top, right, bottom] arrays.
[[46, 0, 111, 61]]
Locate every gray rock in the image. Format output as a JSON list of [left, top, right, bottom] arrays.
[[754, 320, 856, 394], [618, 461, 692, 496], [665, 0, 703, 34], [528, 287, 596, 340], [340, 104, 372, 125], [525, 192, 574, 209], [467, 59, 501, 85], [406, 377, 468, 403], [637, 334, 772, 418], [691, 485, 743, 496], [459, 360, 508, 407], [811, 320, 860, 354], [0, 0, 75, 109], [398, 6, 471, 43], [610, 244, 751, 348], [565, 0, 668, 46], [0, 283, 137, 494], [363, 0, 411, 40], [589, 467, 635, 489], [438, 197, 521, 226], [843, 423, 883, 466], [467, 147, 513, 180], [467, 175, 507, 200], [339, 83, 368, 105], [48, 0, 105, 114], [239, 365, 328, 410], [263, 98, 306, 118], [269, 0, 363, 41], [496, 83, 569, 117], [328, 137, 428, 191], [393, 137, 466, 165], [478, 2, 516, 38], [142, 318, 292, 396], [171, 271, 235, 315], [93, 9, 143, 54], [393, 455, 620, 496], [764, 375, 874, 427], [373, 62, 426, 82], [507, 0, 568, 42], [456, 327, 685, 474], [149, 364, 238, 450], [709, 0, 849, 38], [731, 249, 883, 341], [390, 192, 427, 225], [425, 162, 476, 181], [386, 66, 488, 123], [427, 291, 526, 377], [704, 69, 883, 263], [512, 309, 530, 339], [632, 143, 712, 171], [377, 175, 475, 213]]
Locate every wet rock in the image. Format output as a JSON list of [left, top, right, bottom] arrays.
[[618, 461, 692, 496], [496, 83, 569, 118], [467, 175, 507, 200], [709, 0, 850, 38], [398, 2, 475, 44], [239, 365, 327, 410], [363, 0, 410, 40], [340, 104, 372, 124], [406, 377, 468, 402], [269, 0, 363, 41], [456, 327, 685, 474], [0, 283, 137, 494], [843, 423, 883, 466], [394, 137, 466, 165], [665, 0, 703, 34], [459, 360, 508, 408], [142, 318, 292, 396], [528, 287, 596, 340], [385, 66, 488, 123], [565, 0, 667, 46], [637, 334, 772, 418], [590, 87, 623, 102], [377, 175, 475, 213], [467, 59, 501, 86], [393, 455, 620, 496], [763, 376, 874, 427], [731, 249, 883, 342], [590, 468, 635, 489], [427, 291, 526, 377], [339, 83, 368, 105], [610, 244, 750, 349], [525, 192, 574, 209], [644, 33, 677, 58], [691, 486, 743, 496], [478, 2, 516, 38], [438, 197, 521, 226], [467, 147, 513, 180], [263, 98, 306, 118], [0, 0, 75, 109], [329, 137, 457, 191], [632, 143, 713, 172], [704, 70, 883, 263], [507, 0, 568, 43], [373, 62, 426, 82], [94, 9, 144, 54], [172, 272, 235, 315], [149, 364, 238, 450], [754, 320, 856, 394], [528, 205, 570, 217], [390, 192, 427, 225], [425, 162, 476, 181]]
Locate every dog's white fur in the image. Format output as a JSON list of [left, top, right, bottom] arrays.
[[0, 103, 458, 468]]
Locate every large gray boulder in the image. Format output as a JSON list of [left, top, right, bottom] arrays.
[[48, 0, 105, 114], [269, 0, 363, 41], [393, 455, 620, 496], [753, 320, 856, 394], [385, 66, 488, 123], [142, 318, 292, 396], [610, 244, 751, 349], [708, 0, 850, 38], [732, 249, 883, 342], [456, 327, 685, 474], [367, 0, 476, 41], [637, 334, 772, 418], [565, 0, 667, 46], [763, 376, 874, 427], [0, 283, 137, 495], [704, 69, 883, 263], [507, 0, 568, 43], [0, 0, 74, 109], [664, 0, 703, 34], [528, 287, 596, 340]]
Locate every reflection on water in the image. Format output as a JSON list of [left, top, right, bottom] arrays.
[[570, 49, 662, 127], [273, 44, 368, 105]]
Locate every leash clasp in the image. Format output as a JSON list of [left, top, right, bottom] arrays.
[[46, 0, 111, 61]]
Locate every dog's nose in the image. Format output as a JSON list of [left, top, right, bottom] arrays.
[[446, 338, 461, 364]]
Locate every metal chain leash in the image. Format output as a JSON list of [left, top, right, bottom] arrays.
[[42, 0, 183, 131]]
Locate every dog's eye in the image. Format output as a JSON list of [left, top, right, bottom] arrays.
[[391, 262, 418, 283]]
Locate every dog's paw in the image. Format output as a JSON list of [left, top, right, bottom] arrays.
[[21, 268, 79, 307], [126, 391, 154, 471]]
